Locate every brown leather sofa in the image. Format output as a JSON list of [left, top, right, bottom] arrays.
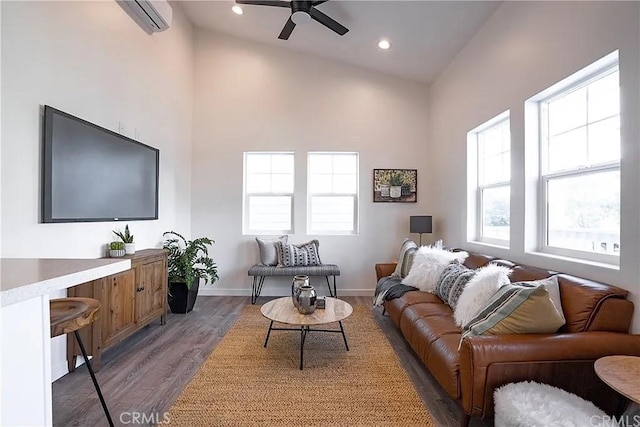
[[376, 250, 640, 426]]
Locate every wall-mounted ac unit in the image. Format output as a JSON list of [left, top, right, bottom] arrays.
[[117, 0, 173, 34]]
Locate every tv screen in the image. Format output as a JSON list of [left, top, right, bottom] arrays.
[[42, 106, 159, 223]]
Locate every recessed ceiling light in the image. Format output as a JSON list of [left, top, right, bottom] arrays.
[[232, 5, 243, 15], [378, 39, 391, 50]]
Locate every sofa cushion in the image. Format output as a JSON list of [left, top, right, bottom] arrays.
[[427, 334, 462, 399], [454, 264, 511, 327], [403, 313, 460, 370], [435, 263, 476, 310], [461, 282, 565, 339], [392, 238, 418, 278], [401, 247, 469, 292]]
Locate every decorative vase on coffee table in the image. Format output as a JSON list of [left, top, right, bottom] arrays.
[[291, 275, 309, 309], [295, 284, 317, 314]]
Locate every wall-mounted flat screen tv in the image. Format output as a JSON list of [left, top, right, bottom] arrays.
[[42, 106, 159, 223]]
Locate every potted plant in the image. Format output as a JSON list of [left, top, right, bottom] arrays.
[[109, 241, 125, 257], [113, 225, 135, 255], [162, 231, 218, 314], [389, 172, 403, 198]]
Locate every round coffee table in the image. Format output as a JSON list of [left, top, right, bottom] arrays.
[[260, 297, 353, 370], [595, 355, 640, 404]]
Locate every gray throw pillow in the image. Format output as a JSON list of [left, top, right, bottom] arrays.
[[276, 239, 322, 267], [256, 235, 288, 266]]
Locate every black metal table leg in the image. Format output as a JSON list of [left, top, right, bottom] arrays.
[[264, 320, 274, 347], [338, 321, 349, 351], [74, 331, 114, 427], [300, 326, 309, 370]]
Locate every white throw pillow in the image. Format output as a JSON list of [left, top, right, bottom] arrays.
[[454, 264, 511, 327], [519, 276, 566, 324], [401, 247, 468, 292]]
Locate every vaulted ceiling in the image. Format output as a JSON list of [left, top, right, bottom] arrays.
[[179, 1, 500, 84]]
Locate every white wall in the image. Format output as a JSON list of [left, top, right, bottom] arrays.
[[1, 1, 194, 379], [428, 1, 640, 332], [191, 31, 430, 297]]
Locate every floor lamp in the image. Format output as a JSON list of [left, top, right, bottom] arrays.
[[410, 215, 432, 246]]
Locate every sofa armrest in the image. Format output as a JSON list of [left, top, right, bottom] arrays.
[[375, 263, 397, 281], [459, 332, 640, 418]]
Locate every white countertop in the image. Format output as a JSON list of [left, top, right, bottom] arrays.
[[0, 258, 131, 307]]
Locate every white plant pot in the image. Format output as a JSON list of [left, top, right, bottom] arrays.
[[124, 243, 136, 255], [390, 186, 402, 198], [110, 249, 125, 258]]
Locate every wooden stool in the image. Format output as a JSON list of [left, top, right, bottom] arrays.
[[50, 297, 114, 427]]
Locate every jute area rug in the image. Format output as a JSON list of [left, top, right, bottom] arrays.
[[168, 304, 435, 426]]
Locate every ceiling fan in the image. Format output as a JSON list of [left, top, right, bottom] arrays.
[[236, 0, 349, 40]]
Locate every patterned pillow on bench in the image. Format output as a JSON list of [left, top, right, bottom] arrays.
[[276, 239, 322, 267]]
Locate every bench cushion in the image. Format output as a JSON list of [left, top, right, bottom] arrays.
[[248, 264, 340, 277]]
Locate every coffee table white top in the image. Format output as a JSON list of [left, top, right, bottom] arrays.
[[261, 297, 353, 326]]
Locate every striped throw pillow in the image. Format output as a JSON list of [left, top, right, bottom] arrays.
[[392, 239, 418, 278], [461, 282, 565, 340], [276, 240, 322, 267], [435, 262, 476, 310]]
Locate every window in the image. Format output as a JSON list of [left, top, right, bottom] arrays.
[[540, 63, 620, 262], [307, 152, 358, 234], [469, 113, 511, 245], [243, 152, 294, 234]]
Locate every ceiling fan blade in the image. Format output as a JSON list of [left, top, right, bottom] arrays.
[[312, 1, 328, 5], [278, 17, 296, 40], [236, 0, 290, 8], [309, 7, 348, 35]]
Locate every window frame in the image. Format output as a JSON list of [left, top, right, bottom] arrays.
[[469, 113, 511, 246], [538, 64, 620, 265], [243, 151, 295, 235], [306, 152, 359, 236]]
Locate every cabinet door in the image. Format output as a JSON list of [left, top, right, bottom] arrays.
[[102, 269, 136, 347], [135, 259, 165, 324]]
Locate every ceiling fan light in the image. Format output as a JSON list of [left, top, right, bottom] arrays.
[[378, 39, 391, 50], [291, 10, 310, 24], [232, 5, 244, 15]]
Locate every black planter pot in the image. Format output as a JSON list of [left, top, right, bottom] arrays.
[[168, 280, 200, 314]]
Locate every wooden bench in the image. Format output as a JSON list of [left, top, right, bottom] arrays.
[[247, 264, 341, 304]]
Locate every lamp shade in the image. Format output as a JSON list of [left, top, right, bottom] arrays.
[[410, 216, 432, 234]]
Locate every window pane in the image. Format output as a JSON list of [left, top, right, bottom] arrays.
[[310, 196, 354, 232], [271, 155, 294, 173], [547, 170, 620, 255], [548, 87, 587, 136], [246, 173, 271, 193], [248, 196, 291, 231], [271, 173, 294, 193], [588, 71, 619, 122], [309, 174, 332, 193], [333, 155, 357, 174], [481, 186, 510, 241], [548, 127, 587, 172], [332, 174, 356, 193], [309, 154, 332, 173], [478, 120, 510, 186], [246, 154, 272, 173], [588, 116, 620, 165]]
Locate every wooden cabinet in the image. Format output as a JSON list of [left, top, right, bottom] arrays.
[[67, 249, 167, 372]]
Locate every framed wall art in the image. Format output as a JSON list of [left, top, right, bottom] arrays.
[[373, 169, 417, 202]]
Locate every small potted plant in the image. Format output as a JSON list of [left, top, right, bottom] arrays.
[[162, 231, 218, 313], [109, 241, 126, 258], [389, 172, 403, 198], [113, 225, 135, 255]]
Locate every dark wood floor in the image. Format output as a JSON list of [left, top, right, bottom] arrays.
[[52, 296, 492, 427]]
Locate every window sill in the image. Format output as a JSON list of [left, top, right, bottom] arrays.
[[525, 250, 620, 271], [466, 240, 510, 250]]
